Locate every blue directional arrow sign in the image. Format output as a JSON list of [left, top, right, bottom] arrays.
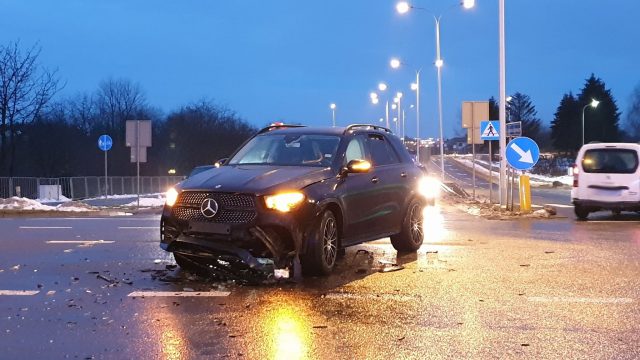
[[98, 134, 113, 152], [506, 136, 540, 170], [480, 120, 500, 141]]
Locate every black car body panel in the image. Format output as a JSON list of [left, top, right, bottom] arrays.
[[160, 124, 428, 274]]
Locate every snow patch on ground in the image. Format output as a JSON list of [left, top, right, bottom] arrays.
[[38, 195, 72, 203], [0, 197, 99, 212], [122, 194, 166, 208], [452, 157, 572, 187]]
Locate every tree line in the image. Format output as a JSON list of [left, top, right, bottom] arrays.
[[0, 41, 256, 177], [486, 74, 640, 154]]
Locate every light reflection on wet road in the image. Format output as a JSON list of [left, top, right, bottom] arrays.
[[1, 202, 640, 359]]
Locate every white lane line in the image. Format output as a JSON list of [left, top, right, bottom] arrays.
[[20, 226, 72, 229], [46, 240, 115, 244], [0, 290, 40, 296], [118, 226, 157, 229], [128, 291, 230, 297], [324, 292, 414, 301], [528, 296, 633, 304]]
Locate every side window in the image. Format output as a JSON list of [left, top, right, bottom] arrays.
[[344, 136, 367, 164], [367, 134, 400, 166]]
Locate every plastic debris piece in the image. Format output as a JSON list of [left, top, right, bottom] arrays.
[[379, 265, 405, 273]]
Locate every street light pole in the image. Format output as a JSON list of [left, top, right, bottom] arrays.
[[582, 99, 600, 146], [330, 103, 336, 127], [434, 16, 446, 181], [498, 0, 507, 207]]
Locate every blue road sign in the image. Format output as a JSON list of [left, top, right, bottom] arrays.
[[98, 135, 113, 152], [506, 136, 540, 170], [480, 120, 500, 141]]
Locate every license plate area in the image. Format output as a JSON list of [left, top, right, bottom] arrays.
[[188, 221, 231, 235]]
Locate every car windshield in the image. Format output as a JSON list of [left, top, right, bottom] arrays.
[[582, 149, 639, 174], [228, 133, 340, 167]]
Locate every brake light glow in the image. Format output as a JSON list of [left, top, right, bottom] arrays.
[[572, 164, 579, 187]]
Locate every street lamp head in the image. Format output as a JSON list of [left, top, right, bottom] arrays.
[[410, 83, 418, 91], [392, 104, 397, 110], [462, 0, 475, 9], [379, 117, 384, 123], [330, 103, 336, 110], [390, 58, 401, 69], [435, 59, 444, 68], [378, 82, 388, 91], [396, 91, 403, 99], [506, 96, 513, 102], [371, 97, 379, 105], [370, 92, 378, 100], [396, 1, 411, 14], [591, 99, 600, 108], [393, 98, 399, 104]]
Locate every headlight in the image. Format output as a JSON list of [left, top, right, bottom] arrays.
[[418, 177, 441, 199], [264, 192, 305, 212], [165, 188, 179, 207]]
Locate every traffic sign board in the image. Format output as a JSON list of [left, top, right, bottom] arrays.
[[480, 121, 500, 141], [98, 135, 113, 152], [506, 137, 539, 170], [506, 121, 522, 137]]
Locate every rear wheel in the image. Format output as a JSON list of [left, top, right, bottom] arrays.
[[574, 205, 589, 220], [391, 199, 424, 252], [301, 210, 339, 276]]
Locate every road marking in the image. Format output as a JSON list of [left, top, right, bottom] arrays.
[[0, 290, 40, 296], [528, 296, 633, 304], [46, 240, 114, 244], [128, 291, 230, 297], [118, 226, 157, 229], [20, 226, 72, 229]]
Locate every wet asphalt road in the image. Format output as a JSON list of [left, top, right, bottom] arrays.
[[1, 202, 640, 359]]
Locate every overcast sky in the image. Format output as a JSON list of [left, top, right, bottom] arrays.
[[2, 0, 638, 138]]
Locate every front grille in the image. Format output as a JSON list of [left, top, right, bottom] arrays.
[[172, 191, 257, 224]]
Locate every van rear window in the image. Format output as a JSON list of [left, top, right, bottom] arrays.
[[582, 149, 638, 174]]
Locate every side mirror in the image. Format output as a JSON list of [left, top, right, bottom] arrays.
[[341, 159, 371, 176], [215, 158, 228, 168]]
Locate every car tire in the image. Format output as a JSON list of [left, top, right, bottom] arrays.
[[301, 210, 339, 276], [391, 198, 425, 252], [574, 205, 589, 220], [174, 253, 201, 273]]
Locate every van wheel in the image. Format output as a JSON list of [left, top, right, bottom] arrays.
[[391, 198, 424, 252], [574, 205, 589, 220], [301, 210, 339, 276]]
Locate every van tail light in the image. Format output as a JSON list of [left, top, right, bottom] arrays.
[[572, 163, 579, 187]]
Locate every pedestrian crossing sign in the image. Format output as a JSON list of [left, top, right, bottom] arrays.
[[480, 120, 499, 140]]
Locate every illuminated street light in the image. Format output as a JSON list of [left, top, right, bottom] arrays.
[[370, 92, 378, 100], [582, 99, 600, 145], [463, 0, 475, 9], [378, 82, 388, 91], [396, 1, 410, 14], [390, 58, 401, 69], [371, 97, 379, 105], [390, 57, 421, 161]]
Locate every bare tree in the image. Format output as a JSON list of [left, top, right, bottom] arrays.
[[95, 78, 146, 132], [0, 41, 60, 175]]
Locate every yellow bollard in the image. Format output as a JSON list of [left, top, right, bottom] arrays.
[[519, 175, 532, 213]]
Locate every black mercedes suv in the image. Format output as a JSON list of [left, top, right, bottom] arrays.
[[160, 124, 436, 279]]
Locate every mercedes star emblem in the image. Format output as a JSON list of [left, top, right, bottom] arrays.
[[200, 198, 219, 218]]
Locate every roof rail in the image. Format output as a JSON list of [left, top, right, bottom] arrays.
[[257, 123, 307, 134], [343, 124, 393, 135]]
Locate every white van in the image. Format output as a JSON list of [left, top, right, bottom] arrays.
[[571, 143, 640, 220]]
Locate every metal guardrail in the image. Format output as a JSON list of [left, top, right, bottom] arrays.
[[0, 176, 184, 200]]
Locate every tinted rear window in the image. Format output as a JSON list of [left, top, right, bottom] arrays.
[[582, 149, 638, 174]]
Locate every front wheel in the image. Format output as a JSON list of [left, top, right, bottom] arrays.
[[574, 205, 589, 220], [391, 199, 425, 252], [301, 210, 339, 276]]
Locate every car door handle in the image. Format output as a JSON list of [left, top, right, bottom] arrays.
[[371, 177, 379, 184], [400, 172, 407, 178]]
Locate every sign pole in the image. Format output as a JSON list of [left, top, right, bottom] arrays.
[[472, 106, 476, 199], [136, 120, 140, 209], [104, 150, 108, 198], [489, 141, 492, 203]]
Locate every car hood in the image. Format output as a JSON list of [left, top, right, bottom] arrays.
[[180, 165, 333, 195]]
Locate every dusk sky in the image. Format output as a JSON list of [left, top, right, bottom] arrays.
[[2, 0, 639, 139]]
